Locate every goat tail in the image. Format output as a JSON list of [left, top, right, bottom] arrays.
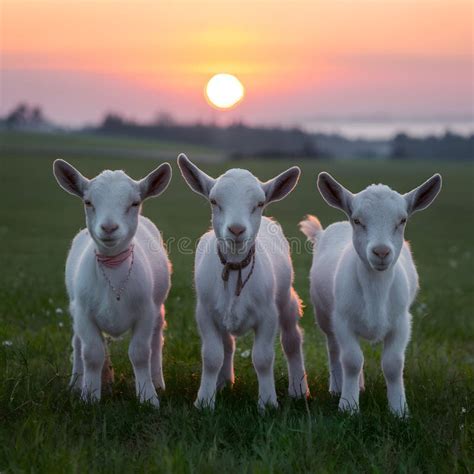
[[299, 215, 323, 244]]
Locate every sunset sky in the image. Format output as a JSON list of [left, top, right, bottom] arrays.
[[1, 0, 472, 126]]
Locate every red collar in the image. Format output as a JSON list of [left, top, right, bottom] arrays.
[[95, 245, 134, 268]]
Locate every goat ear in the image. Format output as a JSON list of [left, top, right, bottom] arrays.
[[139, 162, 172, 200], [262, 166, 300, 204], [53, 159, 89, 198], [317, 172, 353, 216], [404, 173, 442, 215], [177, 153, 215, 198]]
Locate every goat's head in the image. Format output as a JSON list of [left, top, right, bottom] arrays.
[[53, 159, 172, 255], [317, 172, 442, 272], [177, 154, 300, 255]]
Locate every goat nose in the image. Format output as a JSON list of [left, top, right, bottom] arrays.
[[372, 245, 391, 258], [228, 224, 246, 236], [101, 223, 119, 234]]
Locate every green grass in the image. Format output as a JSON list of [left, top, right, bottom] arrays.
[[0, 136, 473, 472], [0, 130, 223, 161]]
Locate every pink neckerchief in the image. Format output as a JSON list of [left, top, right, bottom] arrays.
[[95, 245, 134, 268]]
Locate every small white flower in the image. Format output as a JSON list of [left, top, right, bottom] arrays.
[[461, 407, 466, 414], [55, 308, 64, 315], [2, 340, 13, 347], [58, 322, 64, 328], [459, 424, 464, 430], [241, 349, 251, 358], [449, 259, 458, 269]]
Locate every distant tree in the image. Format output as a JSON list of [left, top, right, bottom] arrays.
[[5, 103, 29, 128], [4, 103, 47, 129], [302, 137, 318, 158], [31, 107, 45, 125], [101, 113, 126, 130], [153, 111, 175, 126], [391, 131, 473, 161], [391, 133, 409, 159]]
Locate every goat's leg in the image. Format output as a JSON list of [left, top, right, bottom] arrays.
[[359, 366, 365, 392], [129, 311, 159, 407], [217, 331, 235, 391], [77, 318, 105, 403], [315, 304, 343, 394], [336, 319, 364, 413], [101, 338, 114, 392], [195, 303, 224, 410], [151, 305, 166, 390], [382, 315, 410, 417], [325, 331, 343, 395], [253, 311, 278, 410], [70, 333, 83, 391], [278, 290, 309, 398]]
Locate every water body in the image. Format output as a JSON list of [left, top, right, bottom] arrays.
[[303, 118, 474, 140]]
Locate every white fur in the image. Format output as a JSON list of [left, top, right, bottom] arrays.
[[178, 154, 309, 410], [53, 159, 172, 407], [300, 172, 441, 416]]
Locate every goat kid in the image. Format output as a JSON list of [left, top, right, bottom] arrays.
[[178, 154, 309, 410], [53, 159, 172, 407], [300, 172, 441, 416]]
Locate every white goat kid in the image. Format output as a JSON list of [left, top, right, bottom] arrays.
[[300, 172, 442, 416], [177, 154, 309, 410], [53, 159, 172, 407]]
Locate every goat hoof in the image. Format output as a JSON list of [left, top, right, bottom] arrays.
[[143, 396, 160, 408], [152, 376, 166, 391], [194, 398, 215, 411], [338, 399, 359, 414], [258, 399, 279, 413], [288, 387, 310, 399]]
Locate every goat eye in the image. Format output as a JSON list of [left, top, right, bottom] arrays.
[[353, 218, 361, 225], [131, 201, 140, 207], [84, 200, 92, 207], [400, 218, 407, 225], [257, 201, 265, 208], [210, 199, 217, 206]]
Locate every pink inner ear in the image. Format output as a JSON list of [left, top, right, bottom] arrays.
[[183, 167, 203, 193], [63, 169, 79, 190], [417, 180, 439, 206], [277, 174, 294, 193], [56, 162, 83, 195], [416, 186, 432, 206], [322, 179, 342, 205], [409, 176, 441, 213], [149, 170, 167, 191], [179, 158, 214, 197], [142, 165, 171, 199], [267, 170, 299, 202]]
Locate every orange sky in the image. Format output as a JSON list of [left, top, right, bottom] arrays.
[[1, 0, 472, 125]]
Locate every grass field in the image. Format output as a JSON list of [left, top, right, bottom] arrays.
[[0, 133, 473, 472], [0, 131, 224, 162]]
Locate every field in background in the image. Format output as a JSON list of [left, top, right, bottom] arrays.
[[0, 133, 473, 472], [0, 130, 224, 162]]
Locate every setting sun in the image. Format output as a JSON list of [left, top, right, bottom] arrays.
[[205, 74, 245, 110]]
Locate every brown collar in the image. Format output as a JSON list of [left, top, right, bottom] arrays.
[[217, 244, 256, 296]]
